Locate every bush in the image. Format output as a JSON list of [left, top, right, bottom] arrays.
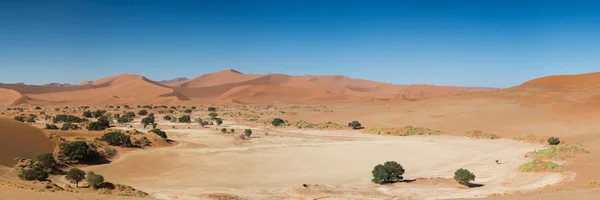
[[53, 114, 83, 123], [36, 153, 56, 171], [371, 161, 404, 184], [101, 132, 132, 147], [230, 129, 235, 134], [125, 112, 136, 119], [272, 118, 285, 126], [215, 118, 223, 126], [348, 121, 362, 129], [149, 129, 167, 139], [221, 128, 227, 133], [117, 115, 133, 124], [34, 106, 42, 110], [13, 115, 25, 122], [45, 124, 59, 130], [178, 115, 191, 123], [208, 112, 218, 119], [86, 171, 105, 189], [59, 141, 97, 163], [548, 137, 560, 145], [18, 163, 48, 181], [454, 168, 476, 186], [184, 109, 192, 114], [141, 116, 155, 126], [244, 129, 252, 137], [207, 107, 216, 112], [87, 116, 111, 131], [163, 115, 172, 121], [83, 110, 93, 118], [66, 168, 86, 187], [531, 144, 588, 160], [61, 122, 79, 130], [138, 110, 148, 116]]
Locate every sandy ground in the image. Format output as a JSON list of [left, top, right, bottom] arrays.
[[83, 125, 564, 200]]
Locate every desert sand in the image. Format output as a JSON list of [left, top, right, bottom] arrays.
[[1, 71, 600, 199]]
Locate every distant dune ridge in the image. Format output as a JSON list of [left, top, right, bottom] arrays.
[[0, 69, 500, 106]]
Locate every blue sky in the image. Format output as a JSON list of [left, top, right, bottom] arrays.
[[1, 0, 600, 87]]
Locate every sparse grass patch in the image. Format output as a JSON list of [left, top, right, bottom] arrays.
[[519, 159, 564, 172], [530, 144, 589, 160], [514, 135, 546, 144], [366, 126, 442, 136], [465, 130, 499, 139]]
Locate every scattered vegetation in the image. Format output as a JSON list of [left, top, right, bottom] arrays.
[[514, 135, 546, 144], [61, 122, 80, 130], [530, 144, 588, 160], [53, 114, 83, 123], [465, 130, 499, 139], [371, 161, 404, 184], [215, 118, 223, 126], [18, 163, 48, 181], [221, 128, 227, 133], [138, 109, 148, 116], [454, 168, 476, 186], [366, 126, 443, 136], [519, 159, 564, 172], [36, 153, 56, 172]]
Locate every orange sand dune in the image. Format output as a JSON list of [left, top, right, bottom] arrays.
[[25, 74, 189, 104], [517, 72, 600, 89], [0, 117, 56, 167], [217, 85, 364, 104], [171, 69, 261, 88], [0, 88, 27, 106], [1, 70, 496, 105]]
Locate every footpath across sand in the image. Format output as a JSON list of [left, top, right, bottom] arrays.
[[84, 126, 567, 200]]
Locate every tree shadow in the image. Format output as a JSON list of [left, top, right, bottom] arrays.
[[467, 183, 485, 188], [79, 156, 112, 166]]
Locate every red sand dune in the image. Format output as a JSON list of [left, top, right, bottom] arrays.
[[517, 72, 600, 89], [0, 88, 27, 106], [0, 117, 56, 167], [0, 70, 495, 105], [25, 74, 189, 105]]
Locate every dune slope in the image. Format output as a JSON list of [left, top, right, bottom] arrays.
[[0, 117, 55, 167]]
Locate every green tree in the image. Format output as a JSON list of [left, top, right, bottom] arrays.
[[36, 153, 56, 172], [13, 115, 25, 122], [178, 115, 191, 123], [101, 132, 132, 147], [244, 129, 252, 137], [59, 141, 97, 163], [152, 122, 158, 129], [454, 168, 476, 186], [117, 115, 133, 124], [348, 121, 362, 130], [163, 115, 172, 121], [184, 109, 193, 114], [125, 112, 136, 119], [18, 163, 48, 181], [207, 107, 216, 112], [230, 129, 235, 134], [82, 110, 93, 118], [548, 137, 561, 145], [66, 168, 85, 187], [371, 161, 405, 184], [272, 118, 285, 126], [215, 118, 223, 126], [61, 122, 79, 130], [86, 171, 105, 189], [138, 109, 148, 116], [45, 124, 59, 130], [221, 128, 227, 133], [208, 112, 218, 119], [149, 129, 168, 139]]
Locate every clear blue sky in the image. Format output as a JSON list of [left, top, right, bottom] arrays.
[[1, 0, 600, 87]]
